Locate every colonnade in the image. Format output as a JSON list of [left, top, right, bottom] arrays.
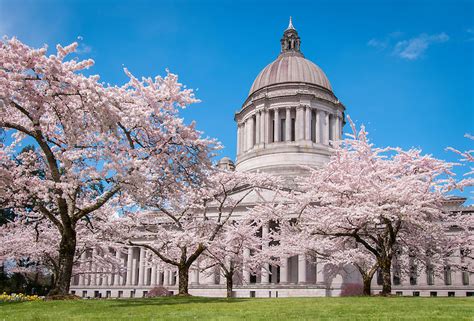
[[75, 247, 177, 288], [237, 106, 342, 155]]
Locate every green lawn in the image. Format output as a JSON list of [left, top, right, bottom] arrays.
[[0, 296, 473, 321]]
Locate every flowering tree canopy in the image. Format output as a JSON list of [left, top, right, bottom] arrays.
[[0, 37, 215, 295], [98, 169, 280, 295], [271, 119, 460, 295]]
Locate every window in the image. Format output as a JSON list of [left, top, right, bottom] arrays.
[[466, 292, 474, 297], [444, 266, 452, 285], [427, 266, 434, 285], [413, 291, 420, 297], [377, 270, 383, 285], [448, 292, 455, 297], [118, 291, 123, 298], [70, 291, 76, 295], [430, 291, 437, 297], [269, 291, 272, 298], [143, 291, 148, 298], [82, 290, 87, 298], [106, 291, 111, 298], [250, 291, 256, 298], [94, 291, 100, 298], [462, 271, 470, 285], [396, 291, 403, 296], [280, 119, 286, 141], [130, 290, 135, 298], [291, 118, 295, 141]]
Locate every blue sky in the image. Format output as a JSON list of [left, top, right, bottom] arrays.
[[1, 0, 473, 199]]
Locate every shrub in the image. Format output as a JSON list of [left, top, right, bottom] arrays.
[[145, 286, 172, 297], [340, 283, 364, 296]]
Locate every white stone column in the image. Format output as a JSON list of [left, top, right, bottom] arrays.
[[236, 124, 241, 155], [280, 256, 288, 284], [246, 118, 254, 150], [323, 111, 329, 145], [255, 112, 261, 145], [131, 249, 138, 286], [138, 248, 146, 286], [316, 259, 324, 284], [298, 254, 307, 284], [79, 252, 87, 286], [91, 248, 97, 286], [305, 106, 312, 140], [243, 248, 251, 284], [191, 263, 199, 285], [265, 110, 271, 144], [296, 106, 304, 141], [261, 224, 270, 284], [285, 108, 291, 142], [260, 111, 265, 145], [113, 250, 121, 286], [163, 269, 170, 286], [316, 109, 322, 143], [151, 264, 157, 286], [274, 108, 280, 142], [335, 116, 341, 140]]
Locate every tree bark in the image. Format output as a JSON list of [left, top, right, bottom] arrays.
[[362, 275, 372, 296], [380, 260, 392, 296], [48, 228, 76, 296], [226, 274, 233, 298], [177, 265, 190, 296]]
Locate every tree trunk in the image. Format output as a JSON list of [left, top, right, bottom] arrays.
[[177, 265, 190, 296], [226, 274, 233, 298], [48, 229, 76, 296], [380, 261, 392, 296], [362, 275, 372, 296]]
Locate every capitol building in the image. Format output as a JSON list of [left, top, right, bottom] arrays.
[[69, 19, 473, 298]]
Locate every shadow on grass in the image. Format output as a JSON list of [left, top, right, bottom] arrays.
[[108, 296, 250, 309]]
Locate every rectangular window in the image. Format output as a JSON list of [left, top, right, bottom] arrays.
[[430, 291, 437, 297], [118, 291, 123, 298], [427, 267, 435, 285], [396, 291, 403, 296], [143, 291, 148, 298], [250, 291, 256, 298], [444, 266, 452, 285], [130, 290, 135, 298], [82, 290, 87, 298], [413, 291, 420, 296], [448, 292, 455, 297], [291, 118, 296, 141], [462, 271, 470, 285], [106, 291, 111, 298], [71, 291, 76, 295]]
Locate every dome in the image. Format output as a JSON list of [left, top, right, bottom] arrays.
[[249, 54, 332, 95], [248, 17, 332, 96]]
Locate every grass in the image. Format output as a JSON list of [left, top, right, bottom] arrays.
[[0, 296, 473, 321]]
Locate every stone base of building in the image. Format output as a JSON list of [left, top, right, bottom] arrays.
[[69, 284, 474, 299]]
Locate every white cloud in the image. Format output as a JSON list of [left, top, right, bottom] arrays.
[[393, 33, 449, 60], [368, 32, 449, 60]]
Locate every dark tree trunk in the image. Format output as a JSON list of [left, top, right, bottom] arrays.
[[362, 276, 372, 296], [177, 265, 190, 296], [48, 229, 76, 296], [226, 274, 233, 298], [380, 260, 392, 296]]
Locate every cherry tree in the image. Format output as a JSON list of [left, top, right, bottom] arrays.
[[98, 169, 280, 296], [278, 119, 459, 295], [0, 212, 123, 288], [0, 38, 214, 295], [199, 215, 278, 298]]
